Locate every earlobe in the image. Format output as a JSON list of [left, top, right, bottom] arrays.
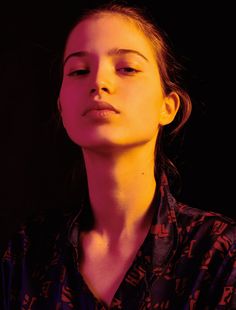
[[160, 92, 180, 126]]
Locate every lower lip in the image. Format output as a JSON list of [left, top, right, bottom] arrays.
[[85, 109, 118, 119]]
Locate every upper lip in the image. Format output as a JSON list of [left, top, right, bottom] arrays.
[[82, 101, 120, 116]]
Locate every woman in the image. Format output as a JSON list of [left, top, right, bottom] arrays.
[[1, 2, 236, 309]]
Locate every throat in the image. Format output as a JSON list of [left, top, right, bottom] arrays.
[[78, 216, 153, 307]]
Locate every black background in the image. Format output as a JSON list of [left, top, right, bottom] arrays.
[[0, 1, 234, 249]]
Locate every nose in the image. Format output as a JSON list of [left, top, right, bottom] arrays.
[[89, 65, 115, 97], [90, 84, 109, 96]]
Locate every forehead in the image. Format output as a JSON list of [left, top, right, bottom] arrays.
[[64, 14, 156, 62]]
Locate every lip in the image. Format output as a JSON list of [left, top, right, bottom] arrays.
[[82, 101, 120, 116]]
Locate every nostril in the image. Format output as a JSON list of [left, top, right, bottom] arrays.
[[90, 87, 109, 95], [101, 87, 108, 92]]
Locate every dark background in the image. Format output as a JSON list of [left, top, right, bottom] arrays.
[[0, 1, 234, 249]]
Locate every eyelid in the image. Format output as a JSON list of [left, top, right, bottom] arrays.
[[65, 58, 141, 70], [67, 67, 140, 77], [117, 67, 140, 73], [66, 62, 142, 77], [67, 69, 89, 76]]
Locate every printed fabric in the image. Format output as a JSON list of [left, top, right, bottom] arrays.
[[1, 174, 236, 309]]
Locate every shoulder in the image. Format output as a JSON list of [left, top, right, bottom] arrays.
[[175, 202, 235, 224], [1, 206, 74, 265], [174, 202, 236, 251]]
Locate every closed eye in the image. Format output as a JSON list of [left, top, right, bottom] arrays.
[[67, 67, 140, 77], [117, 67, 139, 74], [68, 69, 89, 76]]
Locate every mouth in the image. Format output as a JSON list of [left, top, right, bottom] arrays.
[[82, 101, 120, 116]]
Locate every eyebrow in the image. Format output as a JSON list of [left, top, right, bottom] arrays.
[[63, 48, 149, 66]]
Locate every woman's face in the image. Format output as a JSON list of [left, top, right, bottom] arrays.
[[59, 14, 169, 152]]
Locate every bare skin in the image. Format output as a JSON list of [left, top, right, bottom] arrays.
[[60, 13, 179, 307], [79, 184, 156, 306]]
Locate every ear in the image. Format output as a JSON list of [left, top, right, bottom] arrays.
[[159, 92, 180, 126]]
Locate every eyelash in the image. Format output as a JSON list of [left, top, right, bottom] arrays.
[[67, 67, 140, 76]]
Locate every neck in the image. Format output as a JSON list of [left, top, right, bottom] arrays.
[[81, 142, 157, 241]]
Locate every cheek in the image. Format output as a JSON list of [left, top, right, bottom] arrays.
[[141, 81, 163, 121], [123, 81, 162, 121], [59, 89, 81, 134], [59, 82, 85, 115]]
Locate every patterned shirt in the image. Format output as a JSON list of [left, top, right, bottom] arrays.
[[1, 173, 236, 309]]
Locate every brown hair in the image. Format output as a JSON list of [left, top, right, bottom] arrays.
[[53, 1, 192, 202]]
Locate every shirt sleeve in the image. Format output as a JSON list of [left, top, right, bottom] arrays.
[[0, 241, 14, 310], [0, 226, 28, 310], [214, 227, 236, 309]]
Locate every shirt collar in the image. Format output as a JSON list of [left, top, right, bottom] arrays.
[[149, 172, 179, 272]]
